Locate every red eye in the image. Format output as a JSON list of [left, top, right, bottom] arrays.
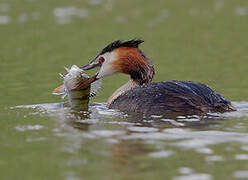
[[99, 57, 105, 63]]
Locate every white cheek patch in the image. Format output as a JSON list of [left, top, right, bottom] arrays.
[[97, 51, 117, 79], [97, 65, 116, 78]]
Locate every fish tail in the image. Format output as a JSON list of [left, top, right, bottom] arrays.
[[53, 85, 65, 95]]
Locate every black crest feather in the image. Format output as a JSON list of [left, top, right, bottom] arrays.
[[99, 39, 144, 55]]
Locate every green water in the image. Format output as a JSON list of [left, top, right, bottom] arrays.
[[1, 0, 248, 179]]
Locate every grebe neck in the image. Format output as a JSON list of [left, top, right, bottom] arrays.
[[107, 79, 139, 107], [113, 48, 155, 85], [107, 48, 155, 107]]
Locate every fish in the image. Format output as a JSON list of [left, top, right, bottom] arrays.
[[53, 65, 101, 110]]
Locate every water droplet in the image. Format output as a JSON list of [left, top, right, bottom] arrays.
[[233, 171, 248, 178], [241, 146, 248, 151], [235, 154, 248, 160], [128, 126, 158, 132], [179, 167, 194, 175], [17, 13, 28, 23], [149, 150, 173, 158], [15, 125, 44, 131], [205, 155, 224, 162], [195, 147, 213, 154], [172, 174, 213, 180], [0, 15, 10, 24], [234, 7, 248, 16]]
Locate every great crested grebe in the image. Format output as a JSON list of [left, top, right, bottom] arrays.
[[75, 39, 236, 116]]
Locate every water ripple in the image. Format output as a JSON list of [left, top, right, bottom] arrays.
[[172, 174, 213, 180]]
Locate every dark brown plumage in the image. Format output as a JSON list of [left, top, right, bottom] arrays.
[[109, 80, 235, 116]]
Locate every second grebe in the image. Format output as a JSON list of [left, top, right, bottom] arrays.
[[76, 39, 236, 116]]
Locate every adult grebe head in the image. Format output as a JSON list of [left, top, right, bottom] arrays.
[[74, 39, 155, 90]]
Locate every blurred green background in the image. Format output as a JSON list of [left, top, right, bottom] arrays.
[[0, 0, 247, 107]]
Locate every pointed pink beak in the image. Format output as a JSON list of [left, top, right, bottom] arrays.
[[80, 60, 101, 71]]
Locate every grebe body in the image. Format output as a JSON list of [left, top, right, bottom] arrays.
[[109, 81, 234, 116], [76, 39, 235, 116]]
